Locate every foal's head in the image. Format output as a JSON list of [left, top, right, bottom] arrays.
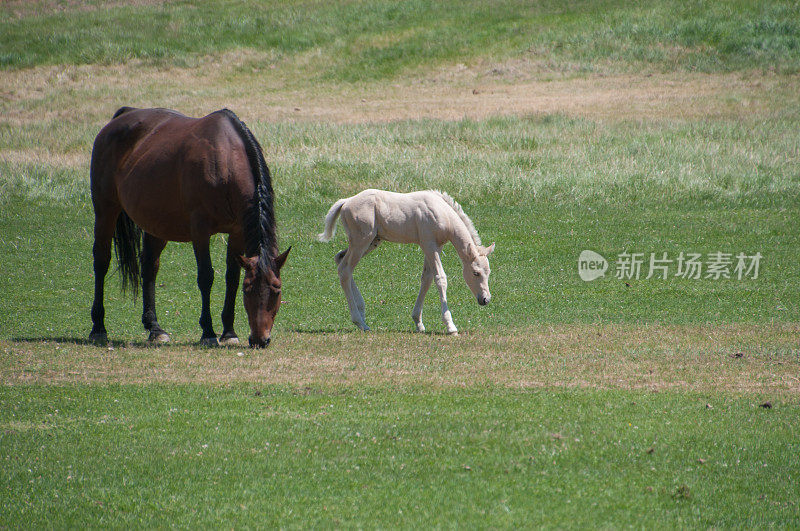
[[239, 247, 291, 347], [463, 243, 495, 306]]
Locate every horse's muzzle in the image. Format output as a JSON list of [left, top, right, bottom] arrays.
[[249, 335, 271, 348], [479, 295, 491, 306]]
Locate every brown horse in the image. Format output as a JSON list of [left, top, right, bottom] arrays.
[[89, 107, 290, 347]]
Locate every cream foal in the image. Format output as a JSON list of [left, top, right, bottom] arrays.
[[318, 189, 494, 335]]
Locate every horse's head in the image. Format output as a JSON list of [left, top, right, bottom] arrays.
[[463, 243, 495, 306], [238, 247, 291, 347]]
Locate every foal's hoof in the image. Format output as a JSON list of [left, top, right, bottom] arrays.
[[88, 332, 108, 345], [148, 331, 171, 344], [447, 330, 459, 337], [219, 335, 240, 346], [199, 337, 219, 347]]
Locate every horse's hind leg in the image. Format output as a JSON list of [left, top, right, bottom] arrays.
[[192, 234, 218, 346], [89, 206, 120, 344], [141, 233, 169, 343], [220, 236, 243, 345]]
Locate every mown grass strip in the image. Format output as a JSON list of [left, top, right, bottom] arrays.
[[0, 384, 797, 527]]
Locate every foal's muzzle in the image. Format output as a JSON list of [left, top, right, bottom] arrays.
[[479, 295, 491, 306], [249, 335, 271, 348]]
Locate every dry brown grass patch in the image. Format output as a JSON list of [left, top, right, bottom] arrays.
[[2, 53, 795, 126], [3, 52, 797, 169], [1, 0, 168, 19], [2, 323, 799, 394]]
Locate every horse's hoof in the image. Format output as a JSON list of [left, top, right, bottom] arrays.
[[416, 325, 426, 333], [88, 332, 108, 345], [148, 332, 170, 344], [199, 337, 219, 347], [219, 336, 240, 346], [447, 330, 459, 336]]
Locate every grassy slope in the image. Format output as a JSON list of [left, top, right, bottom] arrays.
[[1, 385, 798, 527], [2, 0, 800, 76]]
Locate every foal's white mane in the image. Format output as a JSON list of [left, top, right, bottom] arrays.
[[432, 190, 482, 246]]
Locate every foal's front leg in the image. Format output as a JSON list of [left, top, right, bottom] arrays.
[[430, 249, 458, 335], [192, 235, 218, 346], [412, 256, 434, 332]]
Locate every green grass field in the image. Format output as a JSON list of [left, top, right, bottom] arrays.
[[1, 0, 799, 527], [2, 385, 798, 527]]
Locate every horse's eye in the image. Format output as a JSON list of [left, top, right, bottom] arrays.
[[473, 271, 480, 277]]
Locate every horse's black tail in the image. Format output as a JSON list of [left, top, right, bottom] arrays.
[[113, 211, 143, 298]]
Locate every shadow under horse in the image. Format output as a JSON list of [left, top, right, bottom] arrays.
[[89, 107, 290, 347]]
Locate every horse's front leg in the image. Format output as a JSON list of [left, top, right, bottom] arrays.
[[192, 235, 218, 346], [412, 256, 434, 332], [430, 249, 458, 335], [141, 233, 170, 343], [219, 238, 241, 345]]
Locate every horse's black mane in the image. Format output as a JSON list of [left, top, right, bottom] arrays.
[[112, 106, 135, 119], [216, 109, 277, 272]]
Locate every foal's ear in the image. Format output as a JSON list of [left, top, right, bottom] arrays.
[[480, 243, 496, 256], [275, 246, 291, 270]]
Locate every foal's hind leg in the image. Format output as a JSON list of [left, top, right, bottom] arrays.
[[335, 249, 363, 318], [89, 207, 120, 344], [141, 233, 170, 343], [337, 244, 371, 331], [349, 237, 381, 320]]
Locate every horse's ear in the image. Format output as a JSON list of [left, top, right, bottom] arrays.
[[236, 255, 257, 271], [275, 247, 291, 270], [481, 243, 495, 256]]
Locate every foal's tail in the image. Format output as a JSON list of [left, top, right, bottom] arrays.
[[113, 211, 143, 297], [317, 199, 346, 242]]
